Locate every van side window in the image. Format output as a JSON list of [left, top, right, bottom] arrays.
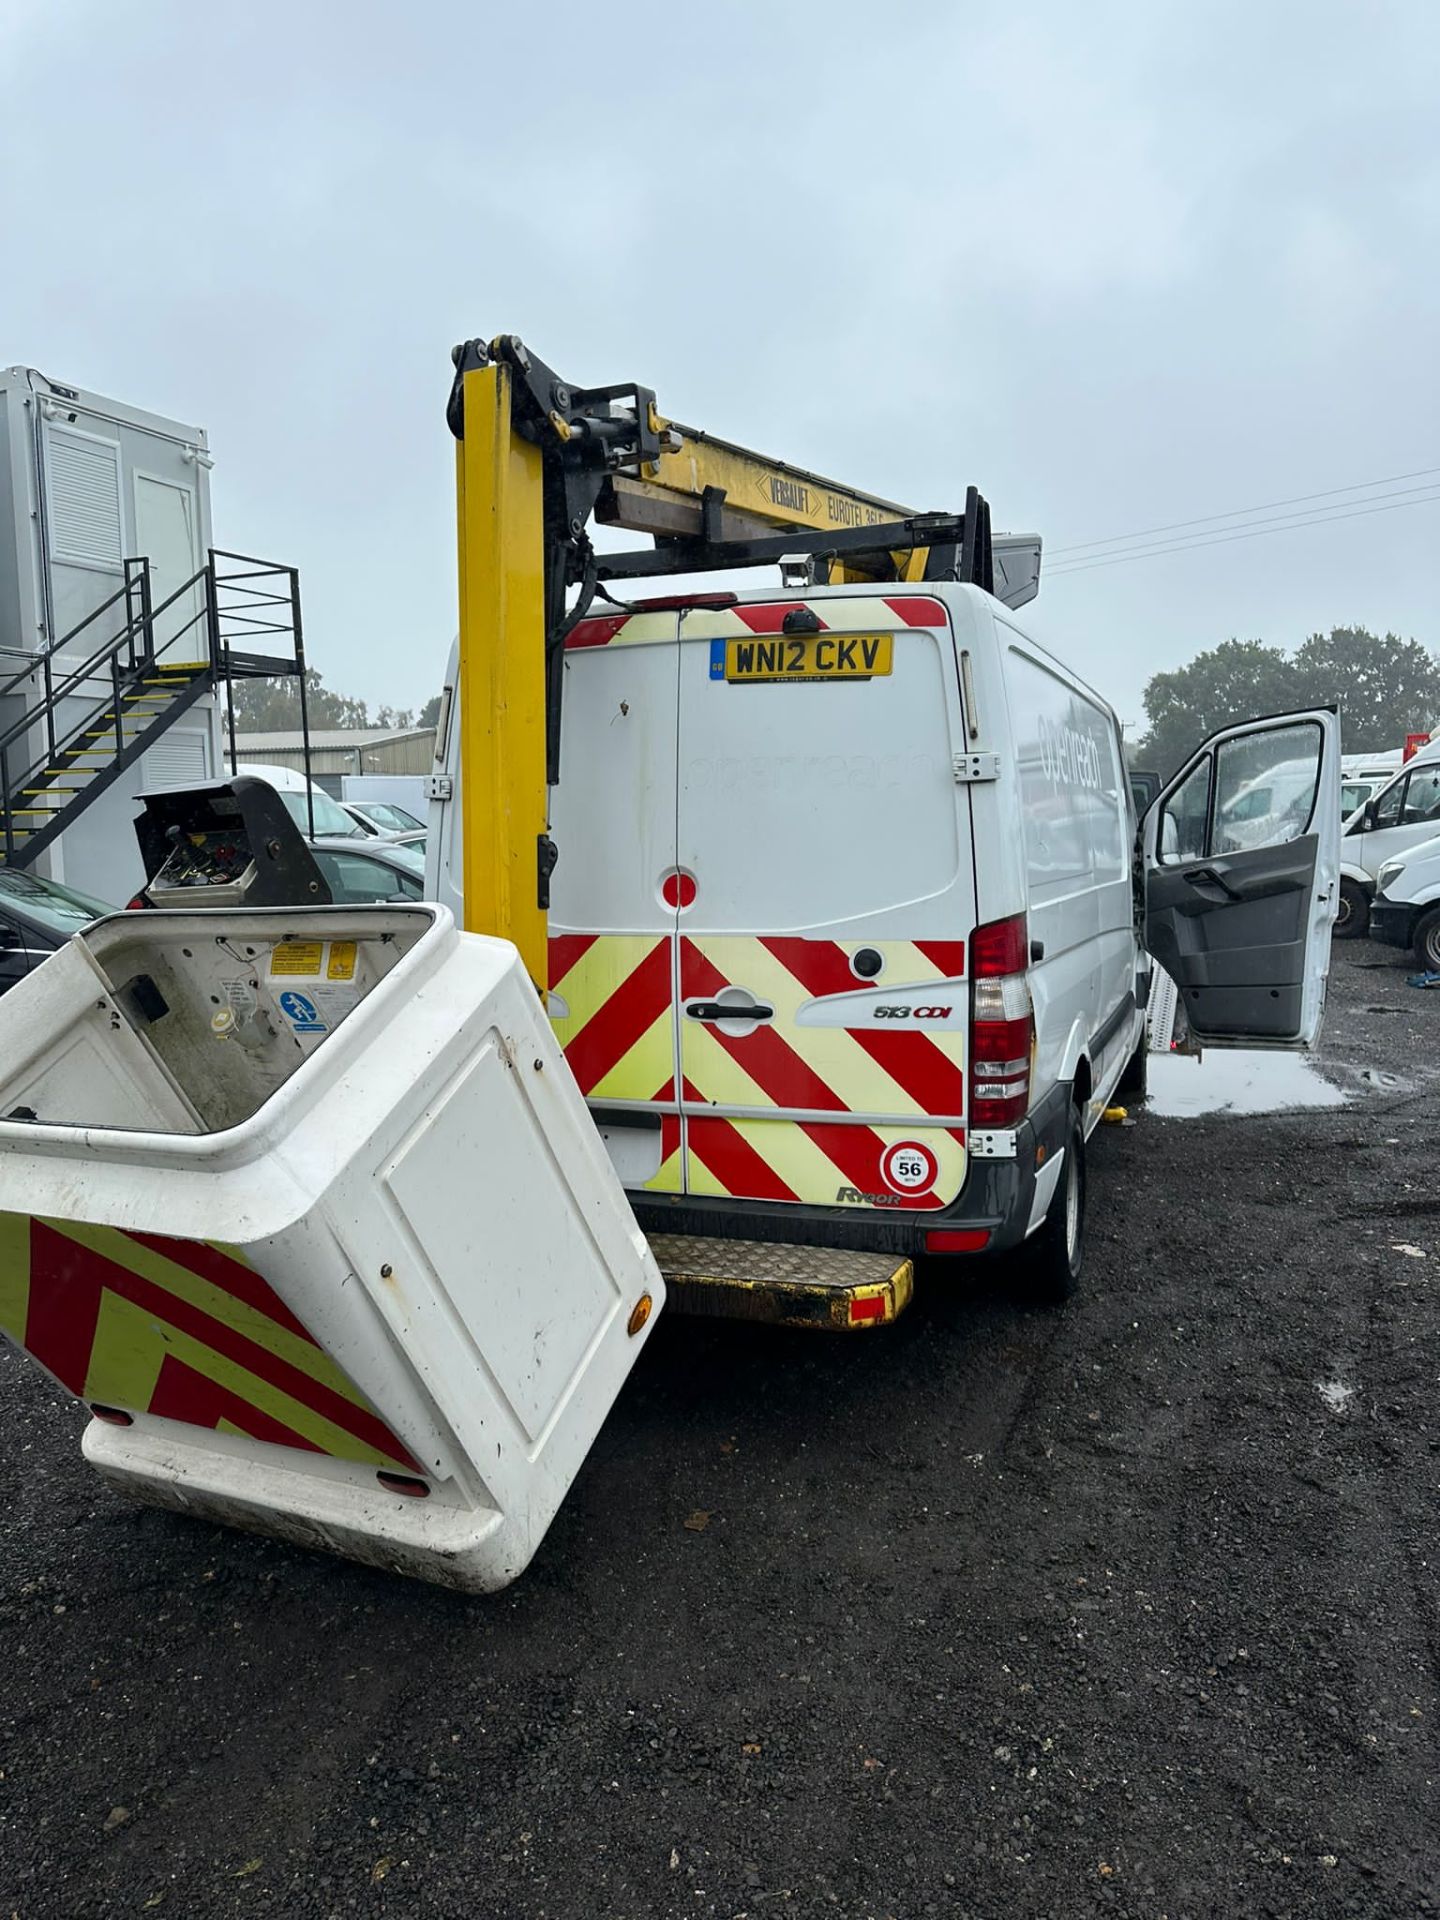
[[1372, 777, 1406, 829], [1212, 721, 1321, 853], [1400, 767, 1440, 825], [1159, 757, 1211, 862]]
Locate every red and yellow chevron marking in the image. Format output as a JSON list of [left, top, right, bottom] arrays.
[[681, 937, 966, 1121], [679, 936, 967, 1210], [567, 595, 948, 650], [0, 1214, 418, 1471], [548, 934, 681, 1191], [688, 1116, 967, 1211]]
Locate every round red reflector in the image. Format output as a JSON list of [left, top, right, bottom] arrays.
[[660, 870, 697, 910]]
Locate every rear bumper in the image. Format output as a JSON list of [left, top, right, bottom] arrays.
[[631, 1082, 1071, 1264], [1369, 899, 1416, 949]]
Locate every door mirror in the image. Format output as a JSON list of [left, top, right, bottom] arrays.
[[1361, 802, 1378, 832]]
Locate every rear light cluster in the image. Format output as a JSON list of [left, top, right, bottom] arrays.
[[969, 912, 1034, 1128]]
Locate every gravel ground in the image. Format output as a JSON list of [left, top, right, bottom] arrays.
[[1, 939, 1437, 1920]]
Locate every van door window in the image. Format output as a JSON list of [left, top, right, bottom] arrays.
[[1159, 756, 1211, 862], [1372, 776, 1406, 830], [1213, 721, 1321, 853], [1400, 766, 1440, 825]]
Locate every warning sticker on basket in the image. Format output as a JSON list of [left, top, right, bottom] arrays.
[[271, 941, 324, 978], [221, 977, 257, 1019], [277, 990, 327, 1034], [326, 941, 357, 981], [880, 1139, 939, 1195], [309, 983, 361, 1025]]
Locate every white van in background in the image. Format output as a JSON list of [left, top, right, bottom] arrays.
[[1369, 830, 1440, 971], [1337, 744, 1440, 937], [340, 773, 428, 823], [427, 583, 1341, 1302], [224, 763, 363, 842], [1341, 750, 1404, 820]]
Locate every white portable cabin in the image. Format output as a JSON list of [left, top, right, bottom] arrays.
[[0, 366, 224, 900]]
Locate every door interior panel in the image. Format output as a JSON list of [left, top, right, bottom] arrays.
[[1146, 836, 1315, 992]]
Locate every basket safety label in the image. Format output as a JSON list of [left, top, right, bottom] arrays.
[[309, 984, 361, 1024], [326, 941, 357, 981], [278, 990, 327, 1034], [270, 941, 324, 978]]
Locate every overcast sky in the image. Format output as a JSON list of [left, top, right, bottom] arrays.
[[3, 1, 1436, 729]]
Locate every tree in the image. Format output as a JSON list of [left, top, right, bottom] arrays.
[[227, 675, 446, 737], [1137, 639, 1298, 776], [227, 668, 370, 734], [1290, 627, 1440, 753], [1135, 626, 1440, 776]]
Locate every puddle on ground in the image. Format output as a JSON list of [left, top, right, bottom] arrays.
[[1146, 1048, 1349, 1118]]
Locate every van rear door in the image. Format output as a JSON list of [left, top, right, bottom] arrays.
[[547, 610, 683, 1194], [1142, 709, 1340, 1045], [672, 595, 973, 1214]]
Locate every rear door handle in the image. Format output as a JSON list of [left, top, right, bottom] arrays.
[[686, 1000, 775, 1023]]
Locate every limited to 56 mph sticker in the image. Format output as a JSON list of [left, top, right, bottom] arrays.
[[880, 1139, 939, 1194]]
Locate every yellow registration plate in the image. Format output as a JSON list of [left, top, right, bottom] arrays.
[[723, 631, 893, 683]]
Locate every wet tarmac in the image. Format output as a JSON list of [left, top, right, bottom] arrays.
[[1146, 1046, 1349, 1117]]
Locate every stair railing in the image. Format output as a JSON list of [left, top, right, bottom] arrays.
[[1, 549, 309, 866]]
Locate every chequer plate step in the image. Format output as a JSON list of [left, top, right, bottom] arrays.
[[646, 1232, 913, 1331]]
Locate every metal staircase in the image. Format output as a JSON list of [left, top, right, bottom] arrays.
[[0, 549, 308, 868]]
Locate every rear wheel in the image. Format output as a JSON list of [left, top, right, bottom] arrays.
[[1335, 877, 1370, 940], [1023, 1106, 1086, 1304], [1414, 907, 1440, 974], [1116, 1026, 1148, 1099]]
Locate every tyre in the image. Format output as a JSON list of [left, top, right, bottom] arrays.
[[1414, 907, 1440, 974], [1023, 1105, 1086, 1304], [1116, 1028, 1148, 1099], [1335, 877, 1371, 940]]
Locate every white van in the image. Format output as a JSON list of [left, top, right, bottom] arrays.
[[229, 763, 372, 842], [1340, 750, 1404, 820], [1369, 829, 1440, 971], [427, 584, 1340, 1302], [1337, 745, 1440, 936]]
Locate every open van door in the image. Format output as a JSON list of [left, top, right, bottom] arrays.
[[1141, 709, 1340, 1047]]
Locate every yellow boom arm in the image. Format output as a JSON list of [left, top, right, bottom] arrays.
[[447, 334, 1009, 980]]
